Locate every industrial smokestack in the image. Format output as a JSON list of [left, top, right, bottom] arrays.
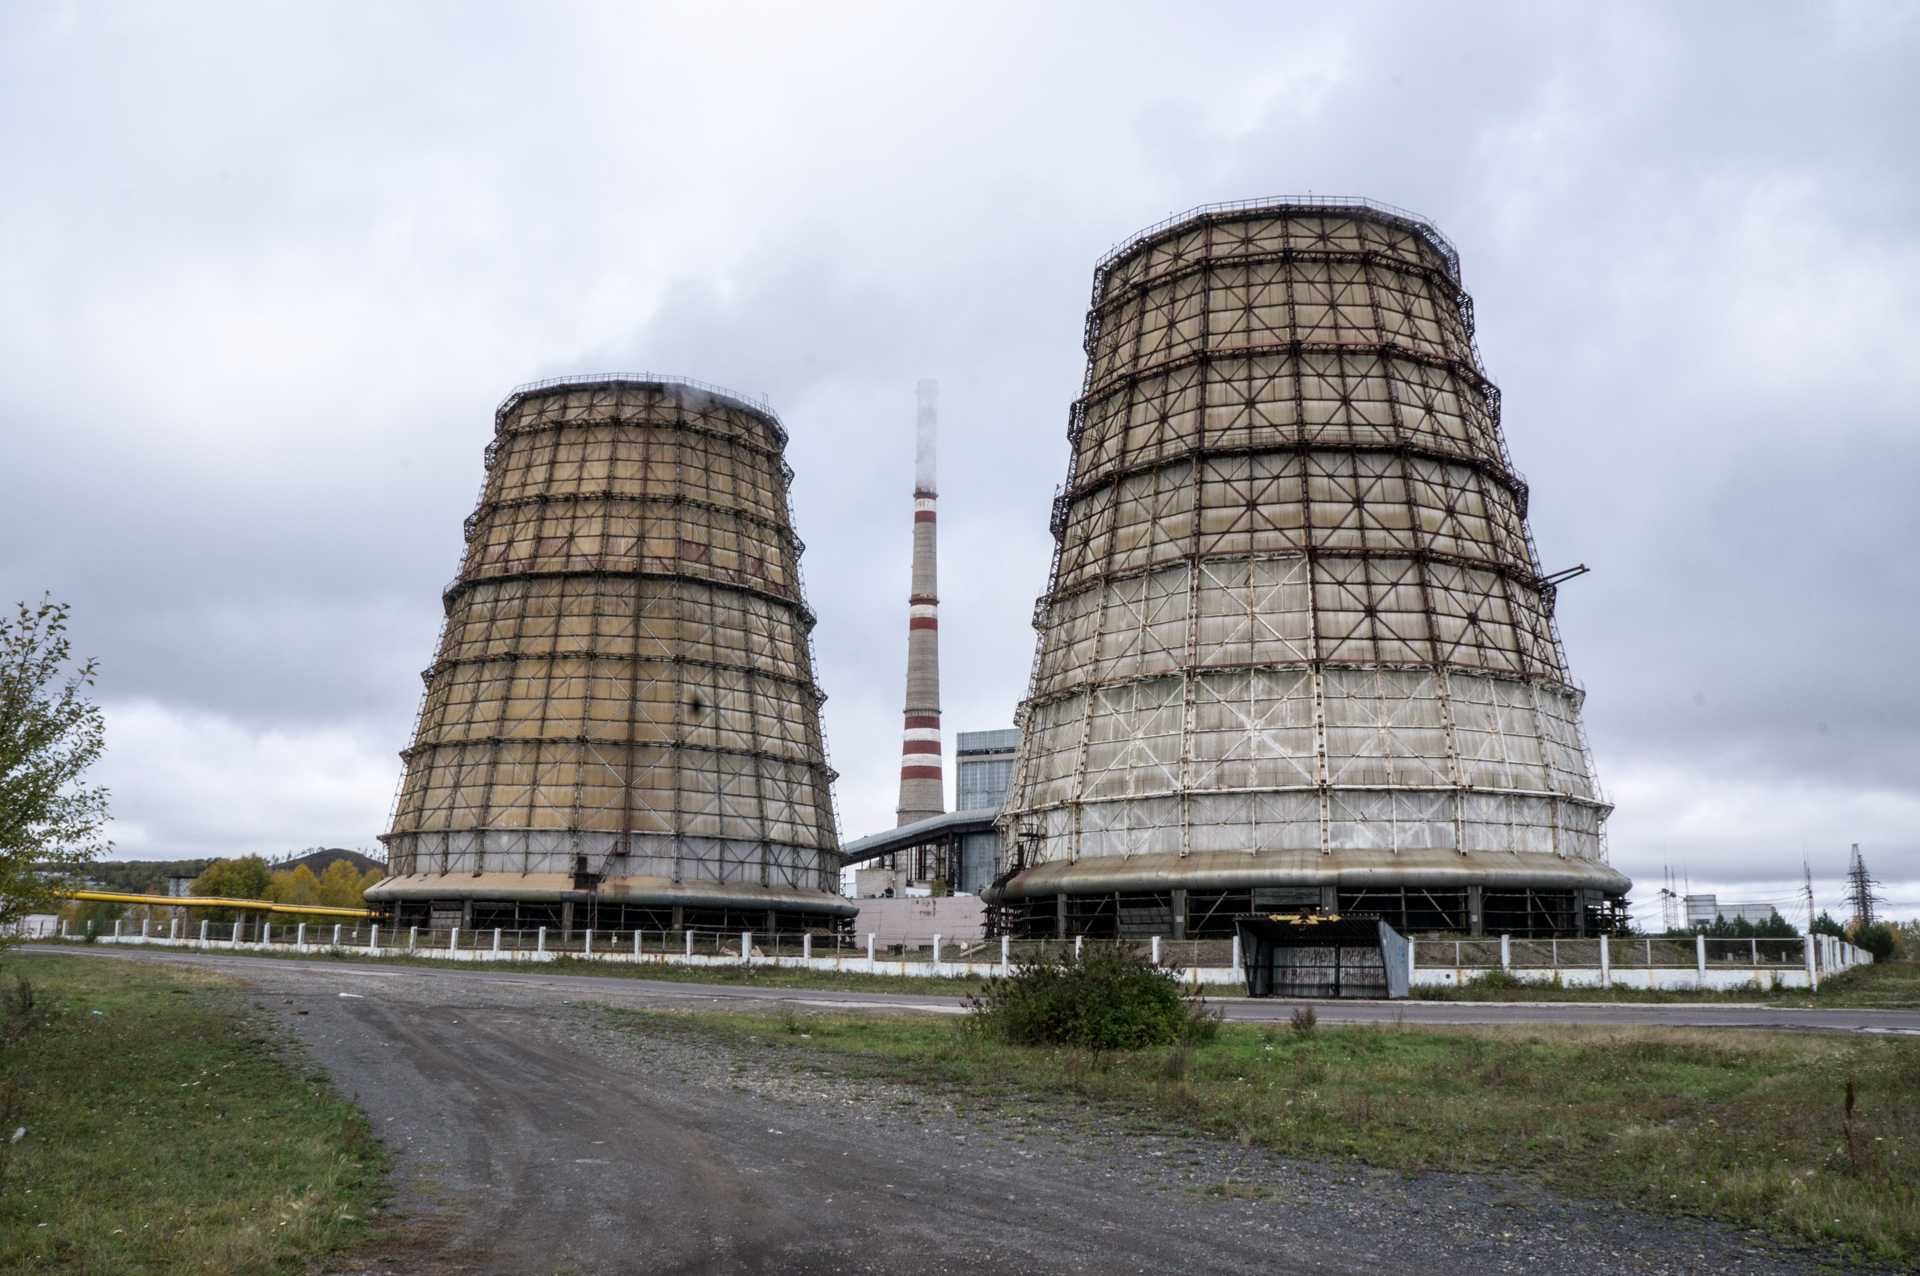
[[897, 379, 943, 825]]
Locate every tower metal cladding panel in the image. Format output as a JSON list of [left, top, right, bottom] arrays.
[[994, 200, 1627, 914], [371, 376, 851, 921]]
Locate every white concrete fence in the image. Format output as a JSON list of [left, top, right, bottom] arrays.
[[1408, 932, 1871, 991], [53, 919, 1871, 992]]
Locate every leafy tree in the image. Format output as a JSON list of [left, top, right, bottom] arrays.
[[266, 865, 324, 909], [262, 859, 383, 923], [1810, 911, 1848, 939], [0, 597, 109, 939], [89, 858, 216, 895], [1701, 912, 1799, 939], [1850, 921, 1896, 963], [316, 858, 380, 909], [188, 856, 273, 921]]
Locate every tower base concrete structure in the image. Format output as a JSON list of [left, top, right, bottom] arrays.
[[368, 376, 853, 935], [986, 200, 1628, 940]]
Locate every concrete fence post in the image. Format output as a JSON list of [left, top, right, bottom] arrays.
[[1805, 935, 1818, 991], [1231, 934, 1242, 973], [450, 926, 460, 957], [685, 929, 694, 960], [231, 917, 241, 950], [1407, 937, 1417, 987], [933, 934, 942, 976], [333, 923, 343, 948], [1074, 935, 1083, 960], [584, 929, 593, 958], [1695, 933, 1707, 981], [171, 918, 181, 940], [537, 925, 547, 955], [142, 918, 152, 938], [263, 922, 272, 947], [409, 925, 419, 951], [296, 923, 306, 948], [867, 932, 876, 973], [802, 932, 812, 962], [1599, 935, 1610, 990], [114, 920, 123, 939], [742, 931, 752, 965], [1500, 934, 1511, 972], [633, 929, 641, 959], [369, 924, 379, 954], [1151, 935, 1161, 967], [59, 920, 68, 938], [199, 919, 209, 944], [496, 928, 503, 955], [1001, 934, 1010, 976]]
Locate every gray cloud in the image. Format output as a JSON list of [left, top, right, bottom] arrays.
[[1, 1, 1912, 916]]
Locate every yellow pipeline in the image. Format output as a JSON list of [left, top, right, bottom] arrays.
[[63, 889, 373, 920]]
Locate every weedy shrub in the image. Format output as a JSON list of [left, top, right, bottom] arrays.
[[1289, 1005, 1317, 1035], [966, 944, 1212, 1050]]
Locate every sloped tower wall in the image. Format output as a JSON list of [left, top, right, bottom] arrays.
[[989, 200, 1628, 939], [369, 376, 852, 931]]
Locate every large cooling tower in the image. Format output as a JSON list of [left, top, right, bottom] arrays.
[[368, 376, 852, 934], [988, 200, 1628, 940]]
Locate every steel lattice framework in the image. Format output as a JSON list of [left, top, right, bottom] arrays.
[[989, 200, 1628, 938], [370, 377, 852, 930]]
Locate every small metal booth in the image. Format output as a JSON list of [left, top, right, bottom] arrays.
[[1236, 914, 1411, 999]]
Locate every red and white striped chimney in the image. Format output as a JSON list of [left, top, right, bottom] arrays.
[[896, 379, 943, 826]]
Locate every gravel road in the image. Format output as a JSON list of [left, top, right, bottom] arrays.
[[49, 947, 1874, 1275]]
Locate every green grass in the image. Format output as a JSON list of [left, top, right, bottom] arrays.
[[626, 1007, 1920, 1266], [0, 952, 385, 1275], [1410, 959, 1920, 1006]]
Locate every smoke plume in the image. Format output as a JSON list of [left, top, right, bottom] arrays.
[[915, 378, 937, 494]]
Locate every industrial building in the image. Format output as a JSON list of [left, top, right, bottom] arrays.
[[367, 375, 852, 935], [847, 728, 1017, 898], [842, 378, 1015, 900], [985, 198, 1630, 939]]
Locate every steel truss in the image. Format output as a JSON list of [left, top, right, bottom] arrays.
[[377, 378, 848, 924], [992, 202, 1626, 932]]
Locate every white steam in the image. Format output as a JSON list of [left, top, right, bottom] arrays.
[[915, 378, 937, 494]]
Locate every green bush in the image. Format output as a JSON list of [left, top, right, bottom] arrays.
[[966, 944, 1214, 1050]]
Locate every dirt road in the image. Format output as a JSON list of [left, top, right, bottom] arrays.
[[53, 948, 1850, 1275]]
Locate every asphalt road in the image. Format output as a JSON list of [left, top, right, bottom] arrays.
[[39, 946, 1898, 1274]]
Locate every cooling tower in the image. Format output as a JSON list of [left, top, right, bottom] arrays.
[[368, 376, 852, 934], [988, 199, 1628, 940]]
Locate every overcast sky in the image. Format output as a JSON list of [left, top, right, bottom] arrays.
[[3, 2, 1915, 922]]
